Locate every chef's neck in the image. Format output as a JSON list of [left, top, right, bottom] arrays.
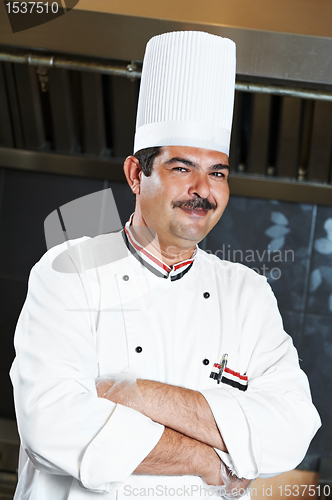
[[130, 212, 196, 268]]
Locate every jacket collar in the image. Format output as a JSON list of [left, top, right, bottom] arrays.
[[123, 214, 197, 281]]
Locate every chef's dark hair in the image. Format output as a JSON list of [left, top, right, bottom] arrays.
[[134, 146, 162, 176]]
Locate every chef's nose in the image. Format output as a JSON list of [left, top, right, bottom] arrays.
[[188, 172, 211, 200]]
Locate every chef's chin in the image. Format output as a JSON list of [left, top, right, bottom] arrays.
[[168, 221, 208, 244]]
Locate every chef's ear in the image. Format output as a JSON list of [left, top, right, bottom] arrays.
[[123, 156, 142, 195]]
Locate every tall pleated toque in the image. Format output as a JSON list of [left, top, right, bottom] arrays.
[[134, 31, 236, 156]]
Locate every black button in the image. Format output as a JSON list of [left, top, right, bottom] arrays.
[[135, 346, 142, 353], [203, 292, 210, 299], [203, 358, 210, 365], [123, 275, 129, 281]]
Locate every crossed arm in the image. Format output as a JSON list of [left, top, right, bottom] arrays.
[[96, 377, 250, 490], [137, 379, 226, 451]]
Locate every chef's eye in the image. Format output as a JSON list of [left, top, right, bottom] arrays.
[[173, 167, 188, 172], [211, 171, 227, 178]]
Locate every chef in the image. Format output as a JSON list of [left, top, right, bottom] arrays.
[[10, 31, 321, 500]]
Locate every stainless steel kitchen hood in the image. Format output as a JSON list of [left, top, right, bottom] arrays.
[[0, 0, 332, 87]]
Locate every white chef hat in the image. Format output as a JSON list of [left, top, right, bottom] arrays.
[[134, 30, 236, 156]]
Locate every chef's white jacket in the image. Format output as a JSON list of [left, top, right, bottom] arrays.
[[10, 231, 321, 500]]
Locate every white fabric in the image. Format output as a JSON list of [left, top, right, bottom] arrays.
[[134, 31, 236, 156], [10, 231, 321, 499]]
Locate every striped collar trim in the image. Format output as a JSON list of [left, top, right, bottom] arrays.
[[124, 214, 197, 280]]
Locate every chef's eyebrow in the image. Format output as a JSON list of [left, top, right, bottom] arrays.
[[209, 163, 230, 172], [165, 157, 229, 172], [166, 157, 197, 167]]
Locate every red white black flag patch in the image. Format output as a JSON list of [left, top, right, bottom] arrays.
[[210, 356, 248, 392], [221, 367, 248, 391]]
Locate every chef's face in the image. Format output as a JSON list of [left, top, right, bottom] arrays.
[[134, 146, 230, 249]]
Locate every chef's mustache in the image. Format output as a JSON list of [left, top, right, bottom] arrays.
[[173, 197, 217, 211]]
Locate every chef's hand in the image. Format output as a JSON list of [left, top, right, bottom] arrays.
[[95, 378, 115, 396], [217, 462, 252, 499], [95, 375, 146, 414], [200, 453, 223, 486], [201, 457, 251, 497]]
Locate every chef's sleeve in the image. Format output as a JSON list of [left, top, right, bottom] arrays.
[[10, 261, 164, 493], [200, 275, 321, 480]]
